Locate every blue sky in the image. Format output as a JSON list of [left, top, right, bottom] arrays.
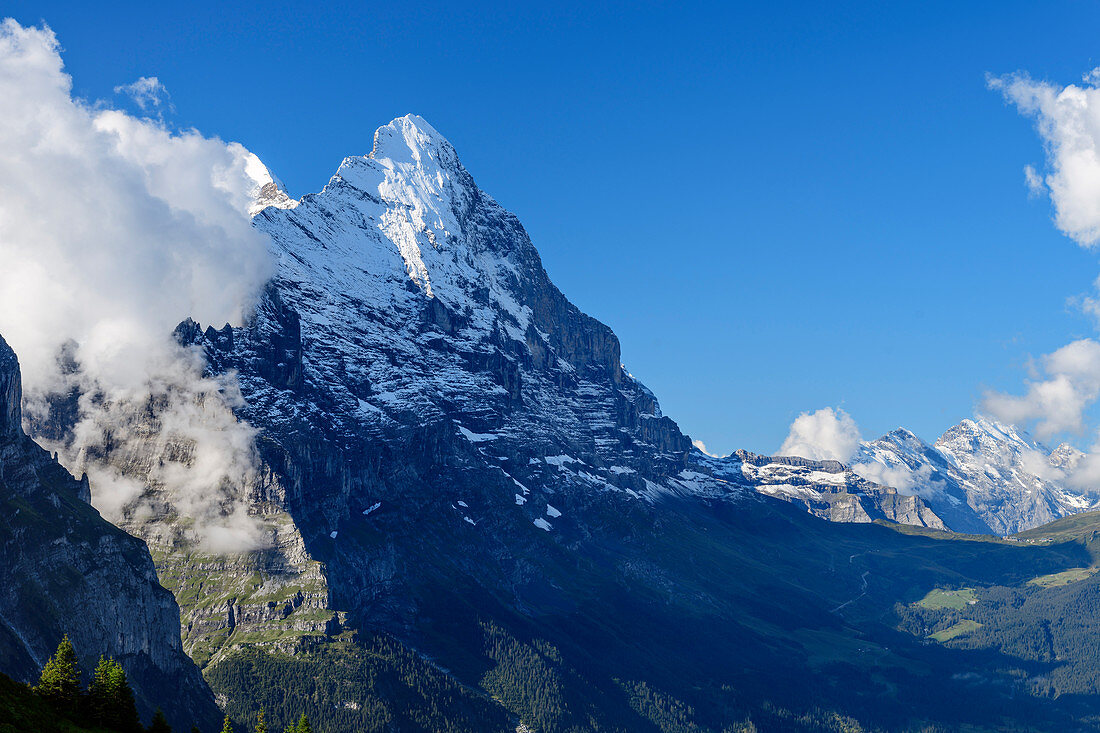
[[8, 0, 1100, 455]]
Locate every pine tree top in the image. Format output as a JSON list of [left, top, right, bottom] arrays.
[[35, 634, 82, 711], [148, 708, 172, 733]]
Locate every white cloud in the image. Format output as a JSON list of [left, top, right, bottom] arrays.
[[1062, 442, 1100, 492], [981, 339, 1100, 440], [991, 71, 1100, 247], [1019, 447, 1067, 483], [851, 461, 946, 499], [114, 75, 172, 113], [1024, 164, 1045, 197], [778, 407, 861, 463], [1071, 275, 1100, 328], [691, 439, 726, 458], [0, 20, 276, 551]]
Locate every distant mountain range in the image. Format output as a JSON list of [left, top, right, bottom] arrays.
[[683, 415, 1100, 537], [857, 417, 1099, 534]]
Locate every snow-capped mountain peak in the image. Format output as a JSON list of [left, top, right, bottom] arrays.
[[331, 114, 477, 291], [207, 114, 702, 519], [852, 415, 1099, 534], [245, 153, 297, 217], [1050, 442, 1086, 472], [938, 416, 1045, 461], [370, 113, 458, 171]]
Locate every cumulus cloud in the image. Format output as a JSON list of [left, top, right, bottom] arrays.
[[981, 339, 1100, 440], [114, 75, 172, 113], [990, 71, 1100, 246], [0, 20, 276, 551], [778, 407, 862, 462]]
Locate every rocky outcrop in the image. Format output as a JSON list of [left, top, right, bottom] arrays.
[[0, 333, 219, 731], [0, 336, 18, 438], [705, 450, 947, 529]]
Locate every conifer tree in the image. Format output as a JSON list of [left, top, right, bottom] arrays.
[[86, 656, 114, 724], [109, 661, 141, 733], [255, 706, 268, 733], [221, 713, 235, 733], [148, 708, 173, 733], [35, 634, 81, 715], [295, 714, 312, 733], [87, 656, 141, 732]]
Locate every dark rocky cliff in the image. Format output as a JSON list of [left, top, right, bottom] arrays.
[[0, 333, 219, 731]]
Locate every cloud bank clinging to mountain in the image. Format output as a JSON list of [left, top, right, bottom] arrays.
[[0, 19, 275, 550]]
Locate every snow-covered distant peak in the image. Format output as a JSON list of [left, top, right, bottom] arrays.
[[875, 427, 925, 451], [853, 416, 1100, 534], [244, 152, 297, 216], [1050, 443, 1086, 471], [947, 416, 1043, 452]]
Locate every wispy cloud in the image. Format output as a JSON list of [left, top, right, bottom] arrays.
[[692, 439, 727, 458], [114, 75, 173, 114]]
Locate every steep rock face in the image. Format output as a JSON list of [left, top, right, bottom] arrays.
[[184, 115, 727, 631], [0, 337, 19, 438], [0, 334, 218, 731], [40, 332, 340, 668], [856, 419, 1098, 535]]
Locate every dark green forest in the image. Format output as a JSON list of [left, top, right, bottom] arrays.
[[0, 637, 314, 733]]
